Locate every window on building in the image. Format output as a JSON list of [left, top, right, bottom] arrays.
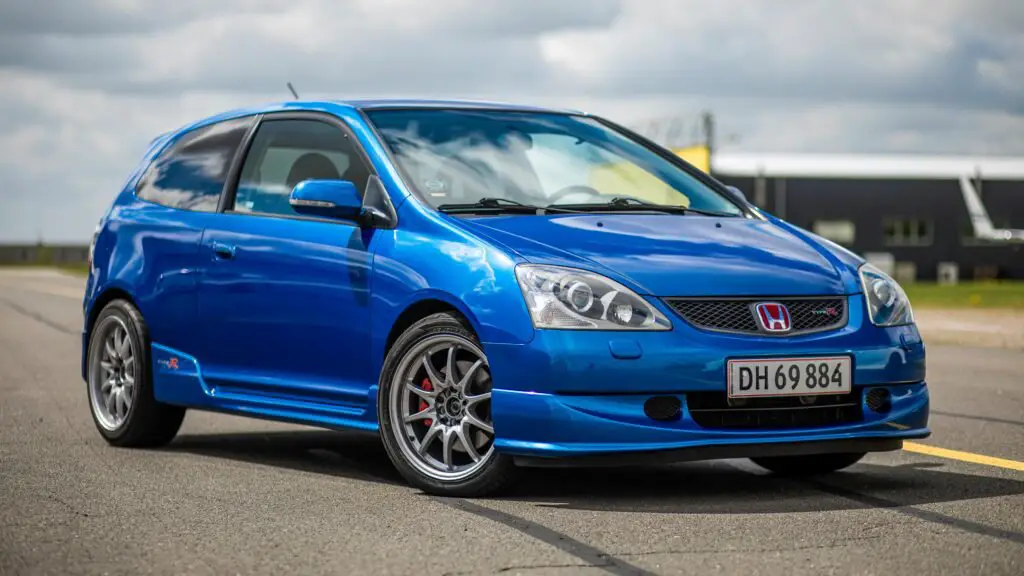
[[884, 218, 932, 246], [136, 117, 253, 212], [812, 220, 856, 246]]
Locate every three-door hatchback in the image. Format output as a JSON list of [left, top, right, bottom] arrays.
[[82, 99, 929, 496]]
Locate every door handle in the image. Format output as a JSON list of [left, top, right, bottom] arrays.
[[211, 242, 236, 260]]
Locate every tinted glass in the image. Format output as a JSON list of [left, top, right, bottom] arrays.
[[136, 117, 252, 212], [366, 109, 741, 215], [232, 119, 371, 216]]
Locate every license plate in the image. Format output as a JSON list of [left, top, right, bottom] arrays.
[[727, 356, 852, 398]]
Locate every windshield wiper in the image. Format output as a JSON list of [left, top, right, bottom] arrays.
[[438, 197, 578, 215], [551, 196, 737, 217]]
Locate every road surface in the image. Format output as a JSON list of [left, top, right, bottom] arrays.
[[1, 269, 1022, 575]]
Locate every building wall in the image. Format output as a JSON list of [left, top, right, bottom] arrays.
[[718, 175, 1024, 281], [981, 180, 1023, 230]]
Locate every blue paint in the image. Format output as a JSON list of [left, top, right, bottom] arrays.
[[608, 339, 643, 360], [82, 99, 928, 461]]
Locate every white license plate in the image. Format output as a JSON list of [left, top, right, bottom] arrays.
[[727, 356, 852, 398]]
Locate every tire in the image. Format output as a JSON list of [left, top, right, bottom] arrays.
[[85, 299, 185, 447], [750, 452, 866, 476], [378, 312, 519, 496]]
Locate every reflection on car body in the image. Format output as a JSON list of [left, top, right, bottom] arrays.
[[81, 99, 928, 496]]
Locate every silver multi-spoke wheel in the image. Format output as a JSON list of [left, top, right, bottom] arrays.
[[88, 317, 136, 431], [85, 300, 185, 447], [389, 334, 495, 481]]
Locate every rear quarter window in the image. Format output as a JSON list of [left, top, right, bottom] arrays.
[[136, 116, 253, 212]]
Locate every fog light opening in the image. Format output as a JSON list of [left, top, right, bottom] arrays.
[[644, 396, 682, 422], [865, 388, 892, 414]]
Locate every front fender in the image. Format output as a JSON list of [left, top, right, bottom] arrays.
[[369, 205, 536, 375]]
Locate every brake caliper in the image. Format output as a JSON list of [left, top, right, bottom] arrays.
[[420, 377, 433, 427]]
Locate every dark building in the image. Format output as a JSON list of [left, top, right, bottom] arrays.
[[712, 154, 1024, 281]]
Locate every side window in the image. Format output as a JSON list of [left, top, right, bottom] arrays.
[[232, 119, 371, 217], [136, 117, 252, 212]]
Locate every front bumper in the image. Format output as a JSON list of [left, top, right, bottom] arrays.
[[485, 293, 929, 460], [491, 382, 929, 461]]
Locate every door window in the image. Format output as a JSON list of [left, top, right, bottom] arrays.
[[136, 117, 253, 212], [232, 119, 371, 217]]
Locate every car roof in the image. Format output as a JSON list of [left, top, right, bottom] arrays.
[[344, 98, 581, 113], [173, 98, 583, 137]]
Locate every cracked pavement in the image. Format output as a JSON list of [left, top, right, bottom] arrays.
[[1, 269, 1022, 575]]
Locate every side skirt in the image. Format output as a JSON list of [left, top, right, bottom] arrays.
[[150, 343, 380, 433]]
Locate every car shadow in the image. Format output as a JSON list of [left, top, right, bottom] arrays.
[[503, 462, 1024, 515], [165, 429, 404, 486], [163, 429, 1024, 516]]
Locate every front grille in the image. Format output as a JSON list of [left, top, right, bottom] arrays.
[[686, 391, 863, 430], [664, 297, 847, 335]]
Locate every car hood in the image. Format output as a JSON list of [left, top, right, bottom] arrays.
[[453, 214, 861, 297]]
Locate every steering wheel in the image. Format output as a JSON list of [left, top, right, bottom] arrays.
[[545, 185, 605, 206], [437, 157, 538, 205]]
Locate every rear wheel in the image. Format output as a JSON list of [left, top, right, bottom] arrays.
[[378, 312, 519, 496], [750, 452, 866, 476], [86, 299, 185, 447]]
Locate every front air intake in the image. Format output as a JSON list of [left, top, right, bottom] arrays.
[[865, 388, 892, 414], [664, 297, 848, 336], [686, 391, 863, 430]]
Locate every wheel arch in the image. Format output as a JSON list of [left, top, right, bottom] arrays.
[[383, 295, 480, 359]]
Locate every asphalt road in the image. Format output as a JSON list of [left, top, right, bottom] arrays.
[[1, 269, 1022, 575]]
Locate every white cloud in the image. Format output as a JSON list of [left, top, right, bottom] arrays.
[[0, 0, 1021, 242]]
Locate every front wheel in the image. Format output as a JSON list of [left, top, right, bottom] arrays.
[[750, 452, 866, 476], [378, 312, 519, 496]]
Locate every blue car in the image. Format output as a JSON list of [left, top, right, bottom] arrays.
[[82, 99, 929, 496]]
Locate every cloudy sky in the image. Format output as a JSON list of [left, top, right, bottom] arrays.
[[1, 0, 1021, 242]]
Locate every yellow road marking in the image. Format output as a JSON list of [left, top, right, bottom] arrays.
[[904, 442, 1024, 472]]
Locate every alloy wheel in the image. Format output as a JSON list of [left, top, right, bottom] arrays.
[[88, 317, 136, 431], [388, 335, 495, 481]]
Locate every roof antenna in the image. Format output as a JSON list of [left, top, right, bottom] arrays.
[[286, 82, 300, 100]]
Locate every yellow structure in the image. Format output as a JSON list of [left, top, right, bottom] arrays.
[[587, 144, 710, 207], [672, 145, 710, 173]]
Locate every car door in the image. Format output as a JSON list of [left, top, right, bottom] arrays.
[[124, 116, 255, 359], [196, 113, 377, 410]]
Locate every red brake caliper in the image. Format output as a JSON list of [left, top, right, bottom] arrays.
[[420, 377, 433, 427]]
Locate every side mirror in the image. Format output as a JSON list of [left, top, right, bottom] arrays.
[[724, 185, 748, 204], [289, 179, 362, 220]]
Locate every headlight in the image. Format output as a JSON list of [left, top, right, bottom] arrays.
[[858, 263, 914, 326], [515, 264, 672, 330]]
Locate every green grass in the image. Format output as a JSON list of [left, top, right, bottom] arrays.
[[0, 263, 89, 276], [903, 281, 1024, 309], [56, 263, 89, 276]]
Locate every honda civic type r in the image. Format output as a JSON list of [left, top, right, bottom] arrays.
[[82, 99, 929, 496]]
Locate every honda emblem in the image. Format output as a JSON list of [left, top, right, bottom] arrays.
[[754, 302, 792, 333]]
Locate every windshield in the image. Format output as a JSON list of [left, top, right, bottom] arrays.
[[366, 109, 743, 215]]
